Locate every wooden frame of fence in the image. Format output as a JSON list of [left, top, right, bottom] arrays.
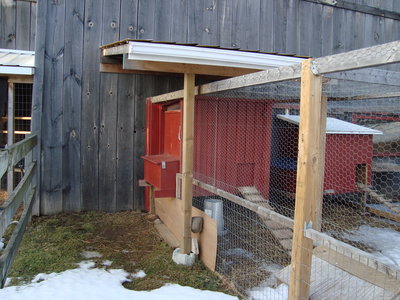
[[0, 134, 37, 287]]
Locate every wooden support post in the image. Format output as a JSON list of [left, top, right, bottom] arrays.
[[149, 185, 155, 215], [7, 82, 15, 194], [181, 73, 195, 255], [289, 59, 326, 300]]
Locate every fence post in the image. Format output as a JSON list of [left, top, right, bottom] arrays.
[[181, 73, 195, 254], [289, 59, 326, 299], [7, 81, 15, 195]]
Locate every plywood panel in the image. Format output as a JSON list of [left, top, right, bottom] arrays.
[[155, 197, 217, 271]]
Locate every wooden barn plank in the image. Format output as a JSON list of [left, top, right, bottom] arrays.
[[321, 5, 334, 56], [187, 0, 203, 44], [137, 0, 155, 40], [16, 0, 31, 50], [332, 6, 345, 54], [154, 0, 172, 41], [99, 73, 118, 212], [259, 0, 274, 52], [286, 0, 299, 55], [171, 0, 188, 43], [217, 0, 233, 48], [29, 1, 37, 51], [116, 75, 135, 211], [1, 0, 16, 49], [81, 0, 103, 211], [62, 0, 84, 212], [119, 0, 138, 40], [98, 0, 121, 212], [41, 0, 65, 215], [273, 0, 287, 53], [31, 0, 48, 216]]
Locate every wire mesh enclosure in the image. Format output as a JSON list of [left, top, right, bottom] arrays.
[[187, 62, 400, 298]]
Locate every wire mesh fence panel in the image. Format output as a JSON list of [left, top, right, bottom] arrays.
[[192, 81, 301, 299], [188, 59, 400, 299]]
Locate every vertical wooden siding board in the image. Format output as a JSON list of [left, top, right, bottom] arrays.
[[137, 0, 156, 40], [187, 0, 203, 44], [246, 0, 260, 50], [343, 9, 356, 51], [321, 6, 334, 56], [41, 0, 66, 214], [171, 0, 188, 43], [98, 0, 121, 212], [99, 73, 118, 212], [154, 0, 172, 41], [30, 2, 37, 51], [231, 0, 243, 49], [217, 0, 233, 48], [259, 0, 274, 52], [273, 0, 287, 53], [31, 0, 48, 216], [286, 0, 299, 55], [332, 6, 345, 54], [363, 13, 375, 47], [354, 11, 366, 50], [2, 1, 16, 49], [201, 0, 218, 46], [119, 0, 139, 40], [62, 0, 84, 212], [16, 1, 30, 50], [298, 1, 312, 56], [133, 75, 154, 211], [81, 0, 103, 211], [116, 75, 135, 211], [311, 3, 323, 57]]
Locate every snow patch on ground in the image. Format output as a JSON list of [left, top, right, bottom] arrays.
[[247, 283, 288, 300], [0, 261, 237, 300], [340, 225, 400, 267], [132, 270, 146, 279], [102, 260, 113, 267], [80, 251, 102, 259], [0, 237, 4, 249]]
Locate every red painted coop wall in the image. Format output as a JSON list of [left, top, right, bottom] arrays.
[[270, 122, 374, 194], [194, 97, 274, 200]]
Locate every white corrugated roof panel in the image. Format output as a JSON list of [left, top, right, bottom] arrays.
[[0, 48, 35, 75], [277, 114, 382, 135]]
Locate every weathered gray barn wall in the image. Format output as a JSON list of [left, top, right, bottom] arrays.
[[0, 0, 36, 50], [33, 0, 400, 215]]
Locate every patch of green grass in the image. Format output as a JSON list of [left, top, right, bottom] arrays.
[[125, 242, 225, 292], [7, 211, 239, 298]]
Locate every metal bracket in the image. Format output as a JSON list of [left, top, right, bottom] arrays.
[[304, 221, 313, 234], [310, 61, 319, 75]]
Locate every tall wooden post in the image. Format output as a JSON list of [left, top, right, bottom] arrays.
[[181, 73, 195, 254], [289, 59, 326, 300], [7, 82, 15, 194]]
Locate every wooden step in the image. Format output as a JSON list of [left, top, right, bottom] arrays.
[[271, 229, 293, 240]]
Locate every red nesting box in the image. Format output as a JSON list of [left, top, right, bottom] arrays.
[[142, 154, 180, 193]]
